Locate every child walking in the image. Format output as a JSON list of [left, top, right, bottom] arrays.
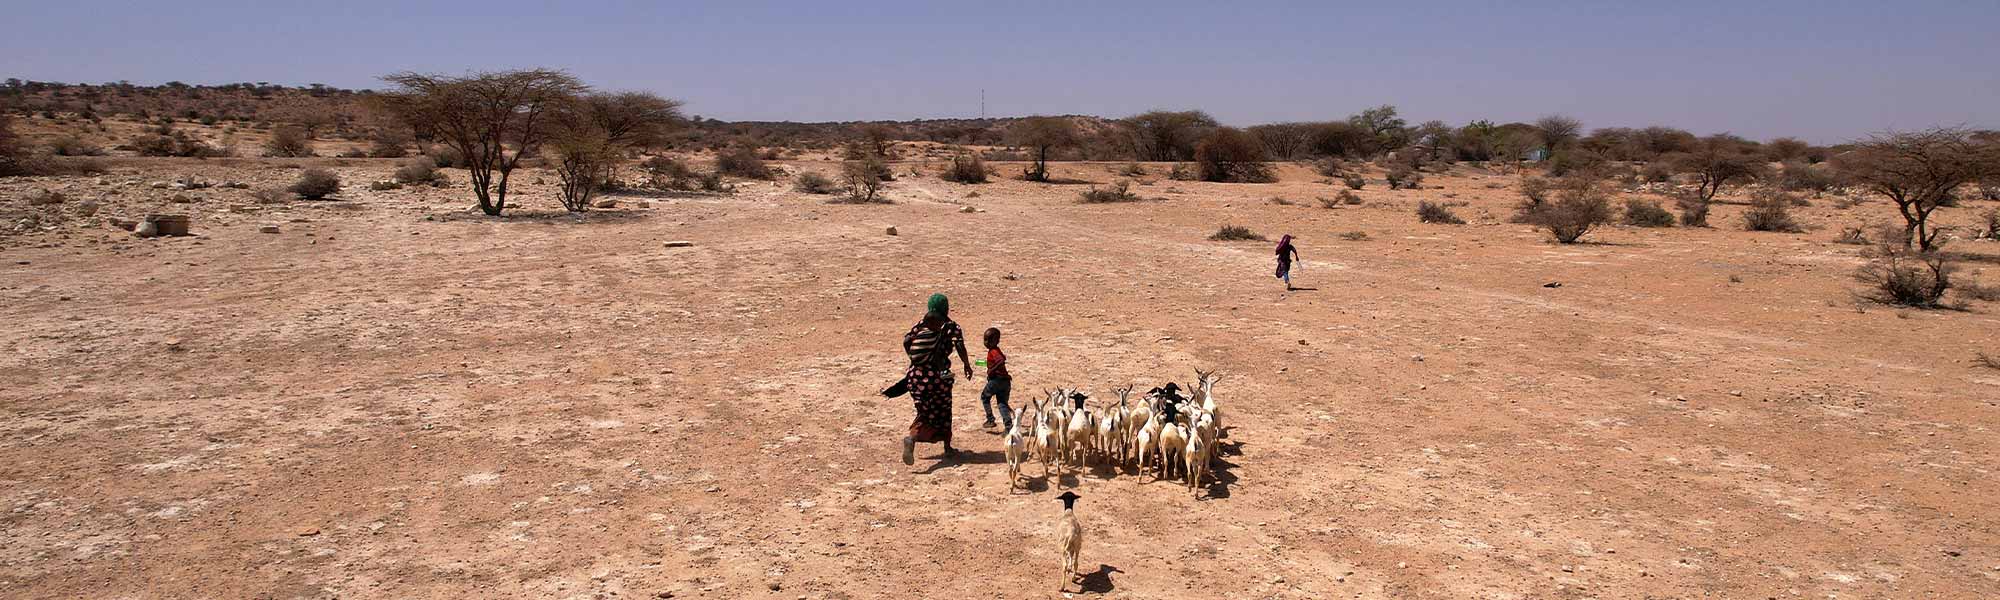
[[979, 327, 1013, 430]]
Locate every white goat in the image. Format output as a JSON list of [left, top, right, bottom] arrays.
[[1185, 429, 1209, 497]]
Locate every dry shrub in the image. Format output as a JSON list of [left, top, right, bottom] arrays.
[[47, 136, 104, 157], [1526, 176, 1614, 243], [715, 146, 772, 179], [1980, 209, 2000, 240], [369, 138, 409, 158], [1977, 351, 2000, 370], [1315, 157, 1348, 177], [1337, 230, 1369, 241], [1777, 160, 1840, 194], [838, 159, 886, 203], [1512, 176, 1552, 222], [131, 131, 222, 157], [1167, 163, 1197, 181], [428, 146, 466, 168], [941, 154, 988, 183], [643, 156, 696, 190], [1341, 173, 1366, 190], [1209, 224, 1265, 241], [1416, 200, 1465, 224], [288, 168, 341, 200], [1674, 190, 1712, 227], [1855, 247, 1952, 308], [1339, 189, 1362, 205], [1317, 196, 1340, 209], [1743, 189, 1804, 232], [794, 171, 837, 194], [1270, 196, 1296, 206], [1119, 162, 1148, 176], [1079, 180, 1139, 203], [1386, 164, 1424, 190], [264, 125, 313, 157], [1622, 198, 1675, 227], [394, 160, 447, 186], [369, 180, 402, 191], [1833, 226, 1869, 245]]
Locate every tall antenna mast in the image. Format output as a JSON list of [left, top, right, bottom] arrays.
[[980, 89, 986, 120]]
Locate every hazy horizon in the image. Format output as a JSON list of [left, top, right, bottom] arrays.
[[5, 1, 1997, 144]]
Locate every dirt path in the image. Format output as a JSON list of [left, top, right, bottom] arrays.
[[2, 160, 1997, 598]]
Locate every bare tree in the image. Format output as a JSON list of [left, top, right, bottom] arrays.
[[376, 69, 587, 215], [1534, 114, 1584, 155], [1669, 134, 1769, 226], [1835, 127, 1996, 253], [549, 92, 684, 212], [859, 124, 896, 157], [1006, 116, 1079, 182]]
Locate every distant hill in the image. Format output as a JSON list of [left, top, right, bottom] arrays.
[[2, 80, 1119, 149]]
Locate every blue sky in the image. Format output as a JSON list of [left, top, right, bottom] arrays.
[[4, 1, 1995, 143]]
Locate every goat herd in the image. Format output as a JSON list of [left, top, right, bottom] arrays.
[[1003, 368, 1227, 498]]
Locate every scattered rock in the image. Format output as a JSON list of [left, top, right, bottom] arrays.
[[592, 198, 618, 209], [109, 217, 138, 231], [885, 225, 898, 236], [259, 225, 281, 234], [133, 221, 159, 238], [959, 205, 976, 213], [295, 527, 320, 537], [1542, 282, 1563, 288], [75, 200, 100, 216], [229, 205, 262, 214], [27, 189, 65, 205], [168, 193, 195, 204], [150, 181, 171, 190], [663, 240, 695, 248]]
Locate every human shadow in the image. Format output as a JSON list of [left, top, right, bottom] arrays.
[[917, 449, 1005, 473], [1075, 564, 1122, 594], [1284, 287, 1320, 292]]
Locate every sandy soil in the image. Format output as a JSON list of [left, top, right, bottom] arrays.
[[3, 158, 1998, 599]]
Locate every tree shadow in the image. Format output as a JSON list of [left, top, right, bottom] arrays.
[[1941, 250, 2000, 266], [1075, 564, 1122, 594], [425, 208, 653, 225]]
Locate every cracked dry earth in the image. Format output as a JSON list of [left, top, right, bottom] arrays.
[[2, 159, 1998, 599]]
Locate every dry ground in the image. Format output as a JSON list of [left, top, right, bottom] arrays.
[[3, 157, 1999, 599]]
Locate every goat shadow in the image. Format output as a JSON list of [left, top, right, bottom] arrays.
[[1198, 440, 1246, 500], [1075, 564, 1121, 594]]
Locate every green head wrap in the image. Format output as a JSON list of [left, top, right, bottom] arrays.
[[926, 293, 949, 319]]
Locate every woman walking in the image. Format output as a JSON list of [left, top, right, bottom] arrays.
[[900, 293, 973, 465], [1275, 234, 1301, 290]]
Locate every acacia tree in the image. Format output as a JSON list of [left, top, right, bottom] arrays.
[[1347, 105, 1409, 155], [1007, 116, 1079, 182], [377, 69, 586, 215], [550, 92, 683, 212], [1669, 134, 1769, 226], [1835, 128, 1995, 253], [1194, 127, 1275, 183], [1123, 110, 1216, 162]]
